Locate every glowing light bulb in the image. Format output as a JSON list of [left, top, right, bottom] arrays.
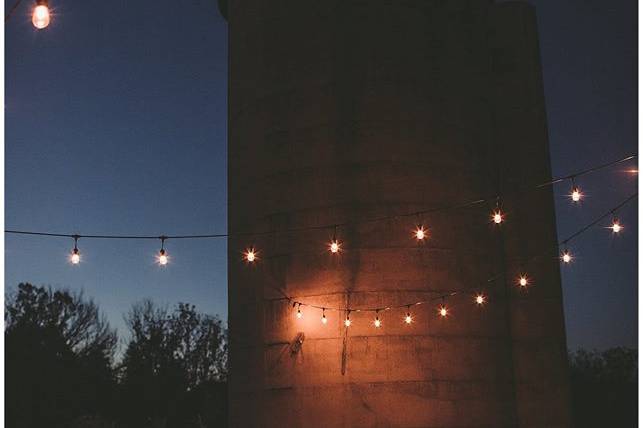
[[404, 313, 412, 324], [374, 317, 381, 328], [571, 186, 582, 202], [321, 311, 327, 324], [158, 249, 168, 266], [344, 317, 351, 327], [518, 275, 529, 287], [296, 310, 302, 319], [32, 3, 50, 29], [245, 248, 256, 262], [438, 305, 448, 318], [475, 294, 486, 305], [492, 210, 504, 224], [414, 225, 427, 241], [70, 248, 80, 265], [329, 240, 341, 254], [561, 250, 572, 264], [611, 220, 622, 233]]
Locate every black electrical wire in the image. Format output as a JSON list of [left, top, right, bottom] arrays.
[[287, 192, 638, 313], [5, 153, 637, 241]]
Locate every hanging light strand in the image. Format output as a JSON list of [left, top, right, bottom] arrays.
[[284, 192, 637, 315], [5, 154, 636, 242]]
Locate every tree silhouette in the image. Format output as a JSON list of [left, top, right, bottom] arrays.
[[5, 283, 118, 427], [569, 347, 638, 427], [118, 300, 228, 427]]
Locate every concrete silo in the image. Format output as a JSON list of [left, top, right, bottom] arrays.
[[225, 1, 572, 426]]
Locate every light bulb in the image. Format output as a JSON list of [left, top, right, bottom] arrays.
[[374, 317, 381, 328], [245, 248, 256, 262], [611, 220, 622, 233], [344, 317, 351, 327], [329, 240, 341, 254], [404, 313, 412, 324], [296, 305, 302, 319], [571, 186, 582, 202], [475, 294, 486, 305], [70, 248, 80, 265], [158, 249, 168, 266], [32, 3, 50, 29], [414, 226, 427, 241], [561, 250, 572, 264], [321, 312, 327, 324], [439, 305, 448, 318], [492, 210, 504, 224], [518, 275, 529, 287]]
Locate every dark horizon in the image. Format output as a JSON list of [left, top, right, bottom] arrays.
[[5, 0, 638, 351]]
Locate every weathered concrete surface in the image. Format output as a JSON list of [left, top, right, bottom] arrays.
[[227, 1, 572, 426]]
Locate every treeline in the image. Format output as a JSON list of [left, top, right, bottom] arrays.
[[5, 283, 227, 428], [568, 347, 637, 427]]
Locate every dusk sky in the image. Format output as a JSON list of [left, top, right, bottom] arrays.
[[5, 0, 637, 350]]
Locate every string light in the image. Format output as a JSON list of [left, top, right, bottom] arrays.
[[244, 247, 257, 262], [414, 225, 427, 241], [296, 303, 303, 319], [404, 306, 412, 324], [157, 236, 168, 266], [32, 0, 50, 29], [2, 158, 637, 288], [491, 199, 504, 224], [70, 235, 80, 265], [570, 178, 583, 202], [329, 226, 341, 254], [561, 248, 572, 264], [2, 185, 635, 333], [438, 304, 449, 318], [374, 311, 381, 328]]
